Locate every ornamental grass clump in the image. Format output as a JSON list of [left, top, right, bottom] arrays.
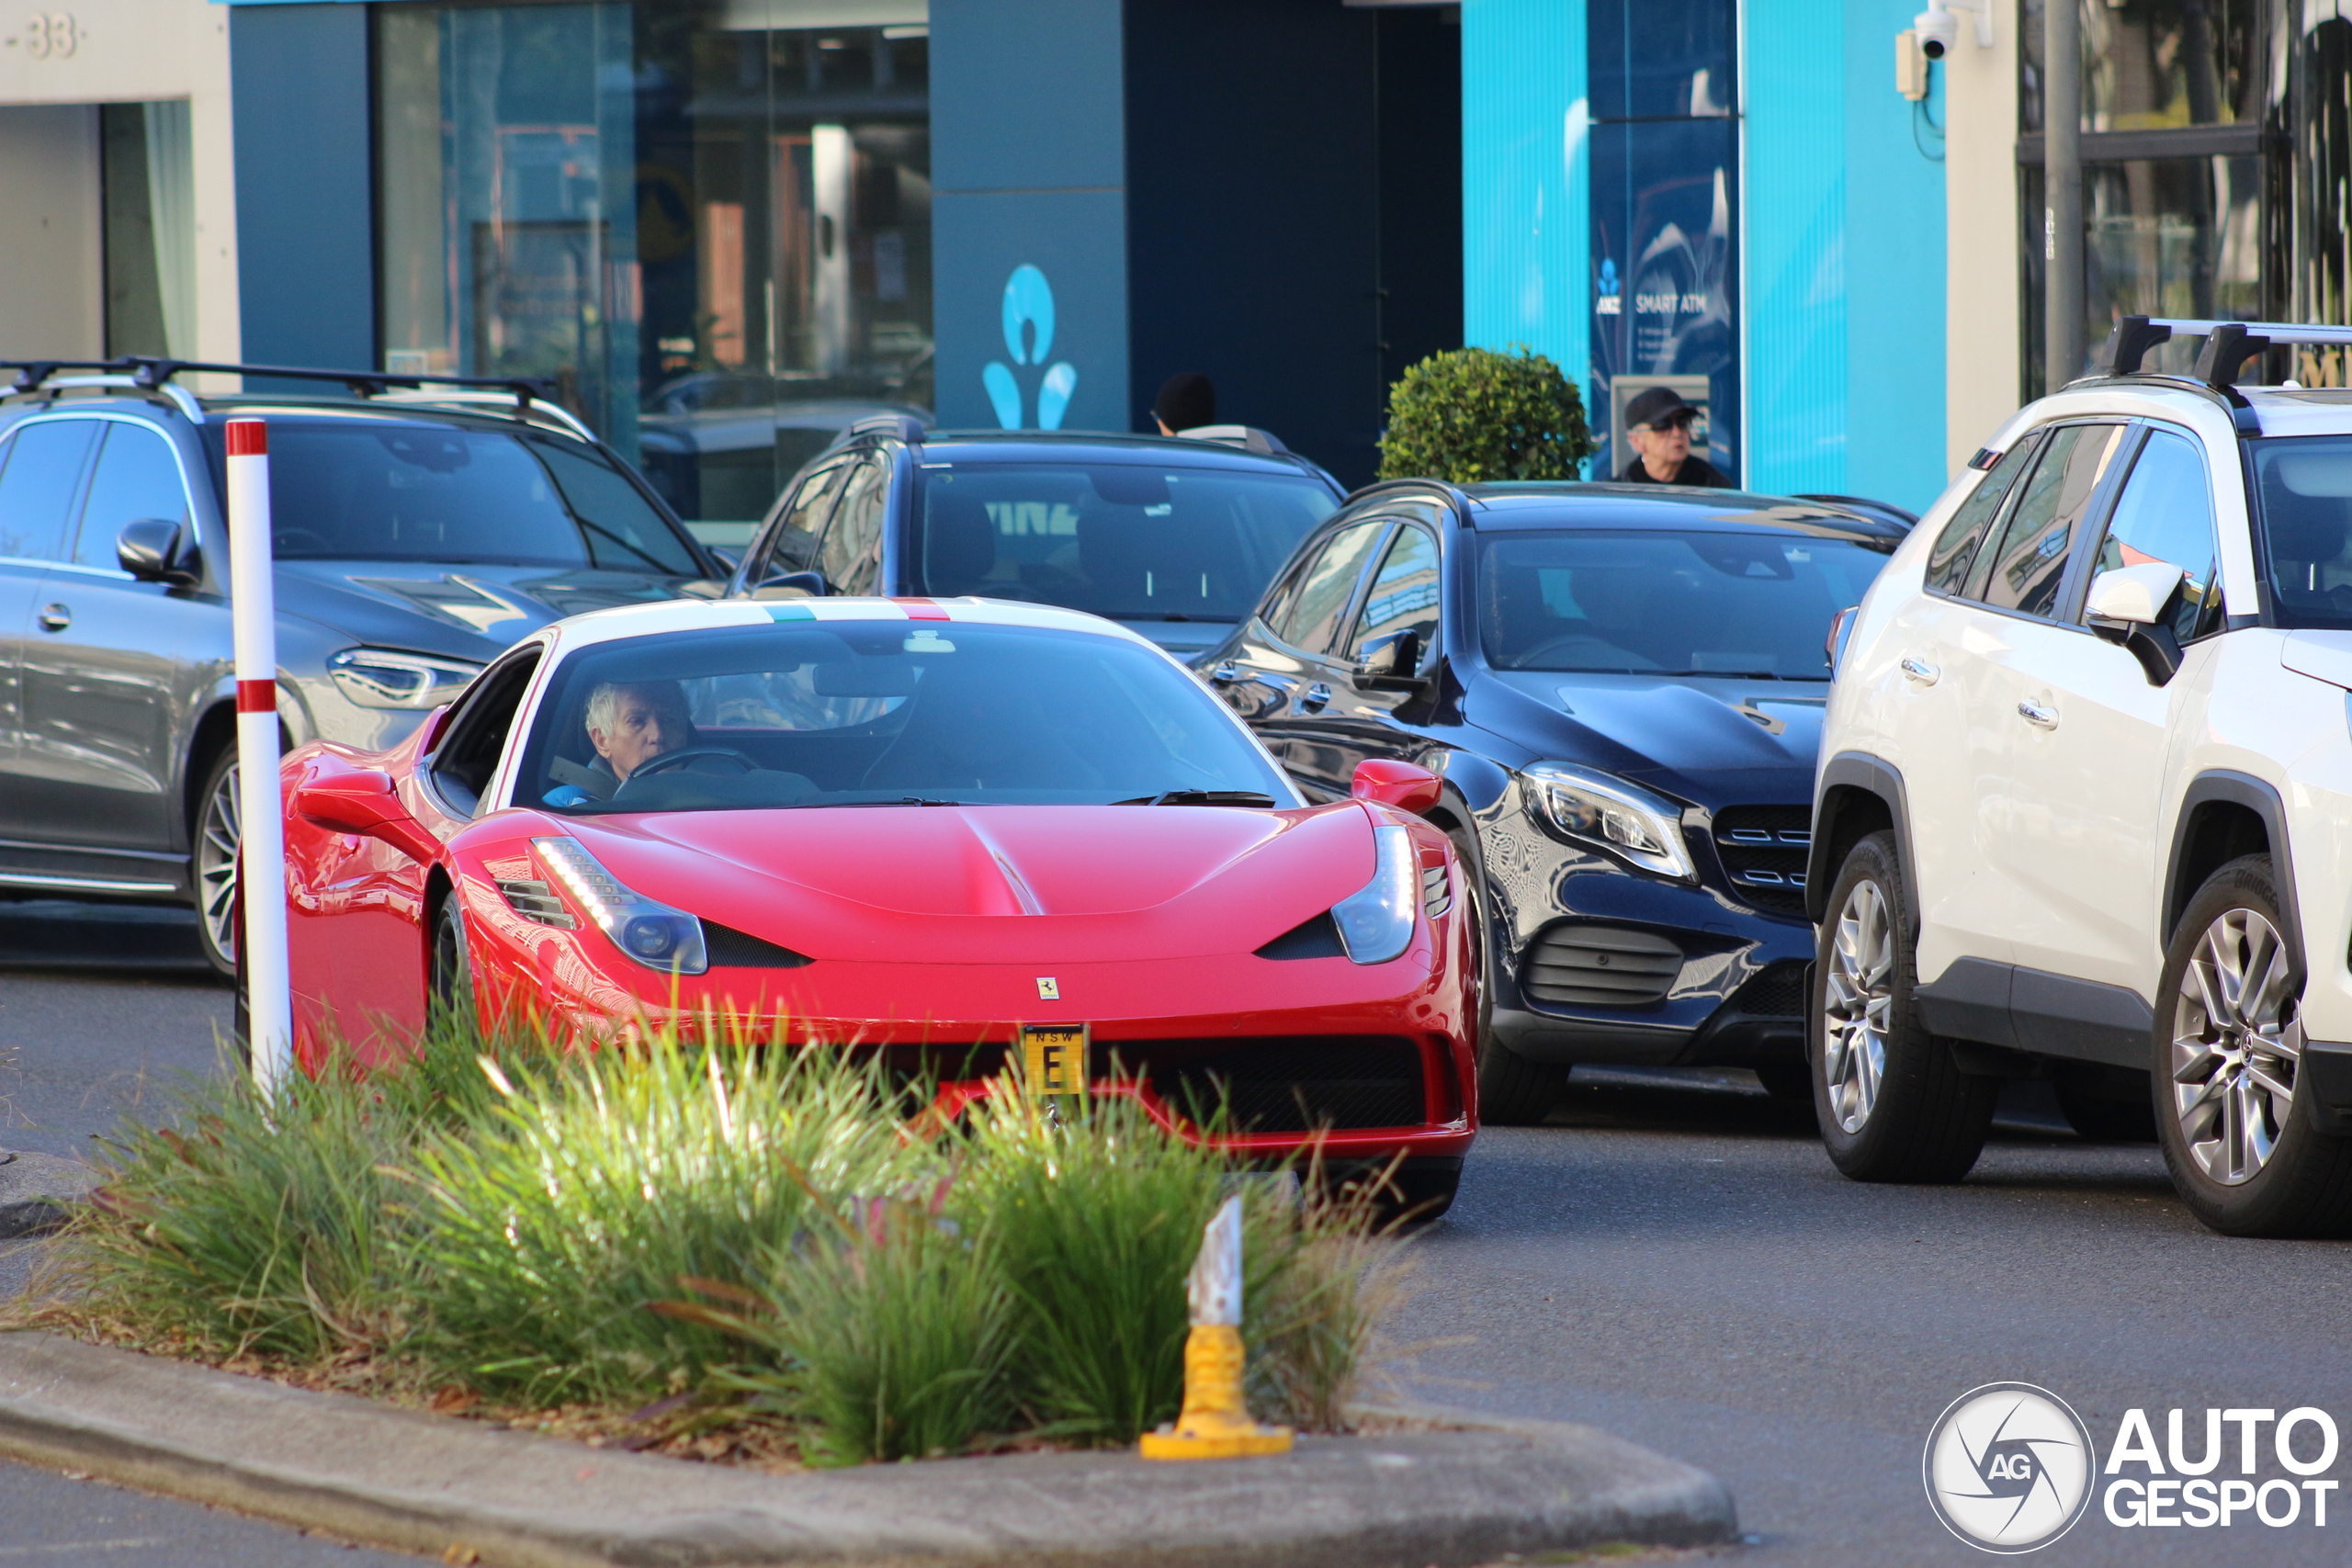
[[1376, 344, 1595, 482], [397, 1034, 927, 1404]]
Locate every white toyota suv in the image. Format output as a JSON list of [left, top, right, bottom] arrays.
[[1809, 316, 2352, 1236]]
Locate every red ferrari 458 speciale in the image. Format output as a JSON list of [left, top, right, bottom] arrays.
[[279, 597, 1477, 1210]]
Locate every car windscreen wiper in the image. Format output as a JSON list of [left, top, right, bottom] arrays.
[[1661, 669, 1784, 680], [1112, 790, 1278, 807], [1102, 612, 1238, 624]]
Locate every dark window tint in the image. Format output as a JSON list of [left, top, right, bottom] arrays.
[[1967, 423, 2124, 617], [1350, 525, 1441, 658], [1926, 435, 2039, 595], [0, 421, 98, 562], [746, 459, 851, 590], [819, 456, 888, 594], [1273, 522, 1386, 651], [2249, 435, 2352, 629], [2088, 429, 2222, 643], [199, 422, 697, 573], [909, 461, 1336, 620], [1478, 530, 1894, 676], [75, 423, 189, 569]]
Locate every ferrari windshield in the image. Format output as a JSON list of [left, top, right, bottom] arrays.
[[1477, 529, 1894, 677], [199, 419, 703, 574], [518, 619, 1301, 812], [908, 461, 1335, 620]]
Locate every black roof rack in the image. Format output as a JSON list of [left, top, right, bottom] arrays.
[[2099, 315, 2352, 390], [0, 355, 556, 405], [847, 412, 928, 444]]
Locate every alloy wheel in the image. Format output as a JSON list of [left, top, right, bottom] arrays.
[[197, 758, 241, 966], [1823, 878, 1894, 1134], [2171, 908, 2301, 1186]]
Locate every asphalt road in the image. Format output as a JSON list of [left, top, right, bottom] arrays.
[[6, 902, 2352, 1565]]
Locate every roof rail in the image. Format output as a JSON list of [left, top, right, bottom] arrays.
[[2100, 314, 2352, 390], [0, 355, 563, 415], [848, 412, 928, 443], [368, 387, 595, 441], [1177, 424, 1289, 456]]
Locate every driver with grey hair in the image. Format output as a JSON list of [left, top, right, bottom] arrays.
[[543, 680, 695, 805]]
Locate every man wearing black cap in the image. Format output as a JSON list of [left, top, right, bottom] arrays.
[[1618, 387, 1734, 488], [1154, 372, 1216, 435]]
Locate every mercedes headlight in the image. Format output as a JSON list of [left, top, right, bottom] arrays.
[[327, 648, 484, 710], [1330, 824, 1419, 965], [1522, 762, 1696, 882], [534, 837, 708, 976]]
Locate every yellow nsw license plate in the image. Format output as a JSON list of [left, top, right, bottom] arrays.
[[1021, 1023, 1088, 1096]]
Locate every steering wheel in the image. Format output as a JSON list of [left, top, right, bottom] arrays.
[[626, 745, 760, 779]]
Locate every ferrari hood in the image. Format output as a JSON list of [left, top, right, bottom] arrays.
[[544, 803, 1379, 964]]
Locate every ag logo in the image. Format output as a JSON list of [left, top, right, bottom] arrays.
[[1924, 1383, 2096, 1552]]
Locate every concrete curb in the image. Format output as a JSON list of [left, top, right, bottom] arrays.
[[0, 1153, 95, 1239], [0, 1332, 1736, 1567]]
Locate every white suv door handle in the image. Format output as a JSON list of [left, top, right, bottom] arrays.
[[2018, 698, 2058, 729], [1899, 655, 1939, 685]]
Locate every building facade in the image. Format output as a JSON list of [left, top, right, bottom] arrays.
[[3, 1, 2335, 528]]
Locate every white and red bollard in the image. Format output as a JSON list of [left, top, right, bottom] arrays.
[[225, 418, 291, 1092]]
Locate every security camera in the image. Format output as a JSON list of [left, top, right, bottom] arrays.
[[1914, 6, 1958, 58]]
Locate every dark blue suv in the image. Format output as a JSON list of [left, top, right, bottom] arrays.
[[722, 419, 1343, 658], [1195, 479, 1905, 1122]]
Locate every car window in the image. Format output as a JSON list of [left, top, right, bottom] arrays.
[[517, 620, 1301, 812], [2085, 428, 2222, 643], [1925, 434, 2040, 596], [198, 420, 699, 574], [1273, 522, 1386, 652], [1478, 529, 1894, 676], [1964, 423, 2125, 618], [746, 458, 851, 591], [818, 455, 889, 595], [74, 423, 190, 570], [2247, 436, 2352, 630], [428, 649, 542, 818], [0, 420, 99, 563], [1349, 525, 1441, 659]]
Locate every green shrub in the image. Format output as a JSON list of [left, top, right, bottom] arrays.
[[399, 1037, 926, 1404], [1377, 344, 1595, 483]]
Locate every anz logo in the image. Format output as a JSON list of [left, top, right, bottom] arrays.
[[983, 265, 1080, 431]]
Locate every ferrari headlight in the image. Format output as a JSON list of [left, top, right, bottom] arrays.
[[327, 648, 483, 710], [1330, 824, 1418, 965], [1521, 762, 1696, 883], [533, 837, 708, 976]]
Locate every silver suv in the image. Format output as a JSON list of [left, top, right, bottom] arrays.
[[0, 358, 718, 976], [1812, 316, 2352, 1236]]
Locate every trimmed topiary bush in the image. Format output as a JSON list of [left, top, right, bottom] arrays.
[[1377, 344, 1595, 483]]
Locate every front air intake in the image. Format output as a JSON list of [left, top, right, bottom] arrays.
[[1522, 924, 1683, 1008]]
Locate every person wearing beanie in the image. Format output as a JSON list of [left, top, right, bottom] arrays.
[[1618, 387, 1734, 488], [1154, 372, 1216, 435]]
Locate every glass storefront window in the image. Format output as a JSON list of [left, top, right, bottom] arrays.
[[377, 1, 933, 547], [2021, 0, 2262, 133]]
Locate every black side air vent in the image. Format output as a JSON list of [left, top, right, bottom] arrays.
[[702, 920, 814, 968], [1256, 912, 1346, 960], [1420, 863, 1452, 919], [1522, 924, 1683, 1008], [497, 879, 576, 929]]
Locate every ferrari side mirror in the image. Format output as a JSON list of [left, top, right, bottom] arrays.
[[1351, 757, 1442, 815], [292, 760, 439, 863], [117, 519, 199, 587]]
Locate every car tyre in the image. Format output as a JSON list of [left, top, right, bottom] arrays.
[[2154, 855, 2352, 1236], [1448, 826, 1559, 1126], [1814, 830, 1995, 1182], [193, 744, 242, 980], [429, 889, 477, 1034]]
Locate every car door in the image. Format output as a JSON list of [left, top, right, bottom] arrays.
[[1216, 518, 1389, 790], [0, 417, 102, 857], [814, 451, 891, 596], [1939, 420, 2134, 976], [736, 457, 852, 598], [1867, 430, 2041, 982], [17, 416, 220, 859], [1986, 423, 2222, 999], [1285, 519, 1442, 797]]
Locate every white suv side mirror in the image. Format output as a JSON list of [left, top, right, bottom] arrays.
[[2086, 562, 2184, 626]]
